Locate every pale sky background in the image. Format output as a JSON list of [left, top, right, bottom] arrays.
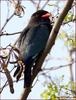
[[0, 0, 75, 99]]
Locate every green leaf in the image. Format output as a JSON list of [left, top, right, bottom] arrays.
[[58, 31, 68, 39], [41, 90, 49, 99], [51, 94, 57, 100], [60, 85, 65, 89], [64, 84, 69, 90], [64, 12, 74, 22], [64, 38, 76, 47], [71, 82, 76, 91], [48, 4, 56, 6], [53, 85, 58, 93], [48, 83, 53, 90]]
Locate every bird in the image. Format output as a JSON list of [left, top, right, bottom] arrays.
[[13, 10, 52, 88]]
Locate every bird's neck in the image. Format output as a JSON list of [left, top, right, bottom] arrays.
[[29, 18, 51, 27]]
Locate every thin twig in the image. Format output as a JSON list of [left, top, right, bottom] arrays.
[[36, 0, 41, 10], [63, 18, 76, 25], [42, 61, 75, 71], [41, 0, 50, 9], [0, 31, 21, 36], [0, 13, 14, 35]]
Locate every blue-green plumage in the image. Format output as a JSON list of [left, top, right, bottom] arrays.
[[14, 10, 52, 87]]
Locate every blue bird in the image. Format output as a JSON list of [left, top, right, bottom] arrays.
[[13, 10, 52, 88]]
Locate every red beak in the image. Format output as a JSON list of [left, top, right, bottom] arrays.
[[41, 13, 52, 18]]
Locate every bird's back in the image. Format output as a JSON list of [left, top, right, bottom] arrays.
[[18, 22, 51, 63]]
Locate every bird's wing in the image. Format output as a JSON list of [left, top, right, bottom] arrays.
[[22, 24, 50, 61], [18, 26, 30, 46]]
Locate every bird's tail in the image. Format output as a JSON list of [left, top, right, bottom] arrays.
[[24, 64, 32, 88], [23, 57, 35, 88]]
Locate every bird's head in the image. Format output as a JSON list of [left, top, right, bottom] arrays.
[[32, 10, 51, 19], [29, 10, 52, 25]]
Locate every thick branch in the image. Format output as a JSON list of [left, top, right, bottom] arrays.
[[20, 0, 74, 99]]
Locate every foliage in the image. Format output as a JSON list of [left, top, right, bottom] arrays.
[[41, 75, 75, 100], [64, 11, 74, 22], [57, 9, 75, 50], [58, 31, 76, 49], [69, 81, 76, 92]]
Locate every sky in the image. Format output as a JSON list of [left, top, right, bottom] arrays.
[[0, 0, 75, 99]]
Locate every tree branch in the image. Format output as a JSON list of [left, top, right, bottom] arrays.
[[63, 17, 76, 25], [0, 31, 21, 36], [42, 61, 75, 72], [20, 0, 74, 99], [0, 13, 14, 35]]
